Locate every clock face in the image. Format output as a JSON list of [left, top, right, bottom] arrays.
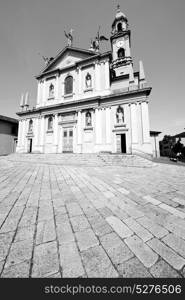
[[116, 40, 124, 48]]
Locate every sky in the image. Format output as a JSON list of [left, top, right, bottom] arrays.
[[0, 0, 184, 138]]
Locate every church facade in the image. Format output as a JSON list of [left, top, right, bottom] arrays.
[[16, 6, 153, 156]]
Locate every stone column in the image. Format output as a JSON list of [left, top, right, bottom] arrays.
[[125, 36, 131, 57], [102, 108, 106, 145], [17, 120, 23, 147], [77, 67, 82, 94], [55, 75, 60, 100], [130, 103, 138, 144], [43, 80, 47, 105], [95, 61, 100, 91], [54, 114, 59, 144], [95, 108, 102, 144], [106, 107, 111, 144], [104, 60, 110, 90], [141, 101, 150, 143], [36, 117, 41, 146], [36, 82, 41, 106], [77, 110, 82, 144], [40, 116, 45, 150], [33, 118, 38, 146], [21, 119, 26, 146]]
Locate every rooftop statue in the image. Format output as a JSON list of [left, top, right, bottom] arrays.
[[38, 53, 54, 66], [91, 26, 108, 52], [64, 29, 74, 47]]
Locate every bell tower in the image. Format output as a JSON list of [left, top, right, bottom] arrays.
[[110, 5, 132, 77]]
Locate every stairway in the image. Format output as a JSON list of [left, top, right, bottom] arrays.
[[6, 153, 156, 168]]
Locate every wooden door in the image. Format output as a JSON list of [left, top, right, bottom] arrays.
[[63, 128, 73, 152]]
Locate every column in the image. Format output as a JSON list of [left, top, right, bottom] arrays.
[[55, 75, 60, 100], [17, 120, 23, 147], [125, 35, 131, 57], [36, 82, 41, 106], [77, 67, 82, 94], [33, 118, 38, 146], [95, 108, 102, 144], [77, 110, 82, 144], [40, 116, 45, 148], [36, 117, 41, 145], [102, 108, 106, 145], [42, 80, 47, 105], [54, 114, 59, 146], [22, 119, 27, 151], [104, 60, 110, 90], [130, 103, 138, 144], [106, 107, 111, 144], [95, 62, 100, 91], [141, 101, 150, 143]]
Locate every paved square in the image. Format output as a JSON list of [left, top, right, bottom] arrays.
[[0, 154, 185, 278]]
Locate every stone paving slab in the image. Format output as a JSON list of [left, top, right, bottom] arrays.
[[0, 155, 185, 278]]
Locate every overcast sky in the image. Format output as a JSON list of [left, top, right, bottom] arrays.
[[0, 0, 184, 137]]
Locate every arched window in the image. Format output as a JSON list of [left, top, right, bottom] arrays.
[[117, 22, 122, 32], [48, 116, 53, 131], [85, 111, 92, 127], [117, 48, 125, 58], [49, 83, 54, 98], [64, 75, 73, 95], [28, 119, 33, 132]]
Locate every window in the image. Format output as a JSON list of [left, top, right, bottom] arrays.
[[85, 111, 92, 127], [64, 75, 73, 95], [117, 22, 122, 31], [48, 116, 53, 131], [69, 130, 73, 137], [63, 131, 67, 137], [49, 83, 54, 98], [117, 48, 125, 58], [28, 119, 33, 132]]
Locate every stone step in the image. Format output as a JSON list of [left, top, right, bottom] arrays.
[[6, 153, 156, 168]]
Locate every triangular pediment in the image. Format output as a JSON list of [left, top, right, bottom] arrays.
[[40, 47, 96, 74]]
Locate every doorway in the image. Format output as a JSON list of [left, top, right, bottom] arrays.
[[63, 128, 73, 152], [116, 133, 126, 153], [121, 134, 126, 153], [28, 139, 32, 153]]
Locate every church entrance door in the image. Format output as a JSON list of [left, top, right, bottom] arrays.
[[116, 134, 126, 153], [28, 139, 32, 153], [63, 128, 73, 152], [121, 134, 126, 153]]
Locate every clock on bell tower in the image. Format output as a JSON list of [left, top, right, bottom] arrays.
[[110, 5, 132, 77]]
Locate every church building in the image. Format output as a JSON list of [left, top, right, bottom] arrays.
[[16, 6, 153, 156]]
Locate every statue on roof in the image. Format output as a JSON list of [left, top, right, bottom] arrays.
[[64, 29, 74, 47], [91, 26, 108, 52], [38, 53, 54, 66]]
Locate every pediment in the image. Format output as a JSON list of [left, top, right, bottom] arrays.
[[40, 47, 96, 74]]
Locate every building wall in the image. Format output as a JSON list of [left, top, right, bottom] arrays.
[[17, 99, 152, 156], [150, 135, 161, 158], [36, 58, 111, 108], [0, 121, 17, 155]]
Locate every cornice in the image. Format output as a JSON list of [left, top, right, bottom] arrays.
[[16, 87, 152, 118]]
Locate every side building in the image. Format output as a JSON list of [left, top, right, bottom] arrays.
[[0, 115, 18, 155], [16, 6, 153, 156]]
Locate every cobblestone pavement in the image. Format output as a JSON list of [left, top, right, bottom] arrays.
[[0, 155, 185, 278]]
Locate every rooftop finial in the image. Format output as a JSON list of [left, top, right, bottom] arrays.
[[117, 4, 121, 12]]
